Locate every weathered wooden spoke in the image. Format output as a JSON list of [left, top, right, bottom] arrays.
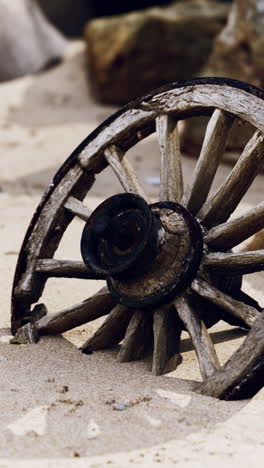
[[152, 307, 182, 376], [174, 295, 220, 379], [117, 310, 153, 363], [192, 279, 259, 328], [198, 312, 264, 399], [204, 250, 264, 275], [12, 78, 264, 399], [80, 305, 133, 352], [199, 131, 264, 227], [36, 259, 105, 279], [64, 196, 91, 221], [156, 115, 183, 202], [205, 200, 264, 250], [184, 109, 234, 214], [35, 287, 115, 335], [104, 145, 148, 201]]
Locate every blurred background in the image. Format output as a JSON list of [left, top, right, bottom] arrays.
[[0, 0, 264, 195]]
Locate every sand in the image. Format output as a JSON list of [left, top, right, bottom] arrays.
[[1, 41, 264, 467]]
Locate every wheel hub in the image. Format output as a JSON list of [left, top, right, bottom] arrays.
[[81, 193, 204, 308]]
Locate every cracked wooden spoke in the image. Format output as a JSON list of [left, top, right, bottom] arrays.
[[198, 130, 264, 227], [156, 115, 183, 202], [184, 109, 234, 214], [152, 307, 182, 376], [80, 305, 133, 352], [64, 196, 91, 221], [104, 145, 148, 201], [205, 200, 264, 250], [198, 311, 264, 399], [36, 259, 105, 279], [204, 250, 264, 275], [35, 287, 115, 335], [174, 295, 220, 379], [192, 278, 259, 328], [117, 310, 153, 363]]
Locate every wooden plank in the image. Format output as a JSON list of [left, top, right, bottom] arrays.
[[198, 311, 264, 398], [80, 305, 133, 351], [191, 278, 259, 328], [203, 250, 264, 275], [36, 259, 105, 279], [174, 295, 220, 379], [184, 109, 234, 214], [156, 115, 183, 202], [198, 131, 264, 227], [117, 310, 153, 362], [104, 145, 148, 201], [64, 196, 91, 221], [205, 200, 264, 250], [35, 287, 115, 334], [152, 307, 182, 376]]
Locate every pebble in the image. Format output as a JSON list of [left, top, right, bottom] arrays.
[[112, 403, 129, 411], [56, 385, 69, 394]]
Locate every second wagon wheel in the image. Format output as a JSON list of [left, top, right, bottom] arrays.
[[12, 78, 264, 400]]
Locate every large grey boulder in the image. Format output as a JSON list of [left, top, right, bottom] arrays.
[[0, 0, 67, 82], [85, 0, 229, 104]]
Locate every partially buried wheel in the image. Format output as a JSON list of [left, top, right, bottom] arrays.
[[12, 78, 264, 400]]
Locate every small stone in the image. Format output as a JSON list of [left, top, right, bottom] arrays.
[[105, 399, 116, 405], [0, 356, 7, 361], [112, 403, 129, 411], [56, 385, 69, 394]]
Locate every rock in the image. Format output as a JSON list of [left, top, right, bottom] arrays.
[[85, 0, 229, 104], [10, 323, 39, 344], [0, 0, 67, 82], [202, 0, 264, 87], [112, 403, 129, 411], [55, 385, 69, 394], [181, 0, 264, 154]]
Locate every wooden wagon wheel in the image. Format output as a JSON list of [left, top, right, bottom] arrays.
[[12, 78, 264, 400]]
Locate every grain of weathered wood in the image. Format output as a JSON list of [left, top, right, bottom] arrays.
[[12, 166, 94, 333], [80, 305, 133, 351], [198, 131, 264, 227], [35, 287, 115, 334], [174, 295, 220, 379], [36, 259, 105, 279], [117, 310, 153, 362], [203, 250, 264, 275], [15, 166, 92, 299], [104, 145, 148, 200], [192, 278, 258, 328], [198, 311, 264, 398], [64, 196, 91, 221], [205, 200, 264, 250], [79, 108, 155, 169], [183, 109, 234, 214], [152, 307, 182, 376], [156, 115, 183, 203], [140, 85, 264, 134]]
